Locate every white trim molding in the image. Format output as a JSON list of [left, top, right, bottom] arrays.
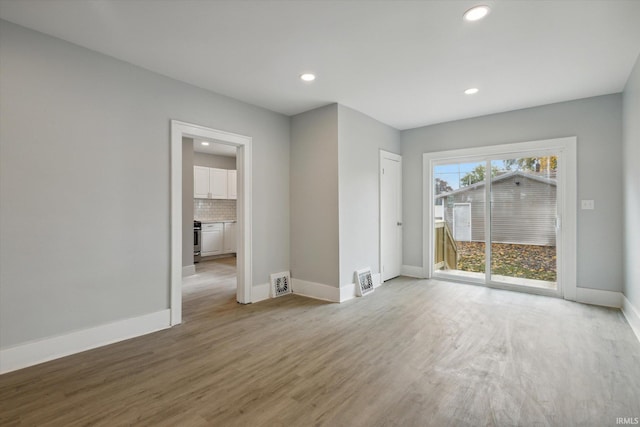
[[293, 278, 341, 302], [182, 265, 196, 277], [622, 296, 640, 343], [576, 287, 622, 308], [171, 120, 253, 326], [0, 310, 171, 374], [253, 275, 386, 304], [251, 282, 271, 303], [401, 265, 424, 278], [423, 136, 577, 301]]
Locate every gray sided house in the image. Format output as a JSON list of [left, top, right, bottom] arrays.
[[436, 171, 557, 246]]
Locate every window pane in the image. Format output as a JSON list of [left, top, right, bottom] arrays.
[[489, 157, 558, 290], [433, 162, 485, 279]]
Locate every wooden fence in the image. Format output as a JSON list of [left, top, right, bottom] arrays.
[[435, 220, 457, 271]]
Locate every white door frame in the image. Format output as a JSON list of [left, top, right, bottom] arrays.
[[379, 150, 402, 282], [170, 120, 252, 325], [423, 136, 577, 301]]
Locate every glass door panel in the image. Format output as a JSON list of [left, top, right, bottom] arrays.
[[489, 156, 558, 290], [433, 162, 486, 280]]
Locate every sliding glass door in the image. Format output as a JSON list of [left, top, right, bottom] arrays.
[[431, 150, 561, 295], [488, 156, 558, 290]]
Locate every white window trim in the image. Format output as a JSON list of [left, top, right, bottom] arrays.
[[423, 137, 577, 301]]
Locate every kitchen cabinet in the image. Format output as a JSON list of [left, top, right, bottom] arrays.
[[227, 170, 237, 200], [193, 166, 236, 200], [201, 223, 224, 256], [201, 222, 236, 257], [194, 166, 211, 199], [224, 222, 237, 253], [209, 168, 228, 199]]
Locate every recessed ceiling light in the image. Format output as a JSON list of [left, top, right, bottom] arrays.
[[463, 5, 490, 21], [464, 88, 479, 95], [201, 141, 210, 146], [300, 73, 316, 82]]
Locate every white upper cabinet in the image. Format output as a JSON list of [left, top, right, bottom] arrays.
[[227, 170, 237, 200], [194, 166, 236, 199], [194, 166, 211, 199], [209, 168, 228, 199]]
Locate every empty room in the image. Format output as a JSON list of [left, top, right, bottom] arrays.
[[1, 1, 639, 426]]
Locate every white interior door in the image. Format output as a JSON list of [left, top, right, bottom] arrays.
[[381, 151, 402, 281]]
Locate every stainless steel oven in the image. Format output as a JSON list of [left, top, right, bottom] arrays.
[[193, 220, 201, 263]]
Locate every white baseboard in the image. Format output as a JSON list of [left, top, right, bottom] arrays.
[[339, 283, 357, 302], [252, 282, 271, 303], [622, 295, 640, 344], [252, 279, 341, 303], [254, 274, 384, 304], [576, 287, 622, 308], [182, 265, 196, 277], [293, 278, 340, 302], [0, 309, 171, 375], [401, 265, 424, 278], [339, 273, 382, 302]]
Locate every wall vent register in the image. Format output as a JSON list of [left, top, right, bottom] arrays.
[[270, 271, 292, 298]]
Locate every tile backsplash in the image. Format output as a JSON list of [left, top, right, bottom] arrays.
[[194, 199, 236, 221]]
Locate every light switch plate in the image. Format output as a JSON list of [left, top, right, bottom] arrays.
[[581, 200, 595, 210]]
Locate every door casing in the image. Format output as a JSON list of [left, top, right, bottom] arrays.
[[170, 120, 252, 326]]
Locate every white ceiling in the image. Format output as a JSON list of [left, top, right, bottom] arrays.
[[1, 0, 639, 130]]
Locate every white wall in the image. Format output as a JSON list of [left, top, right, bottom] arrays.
[[290, 105, 340, 287], [0, 20, 290, 349], [337, 105, 400, 286], [401, 94, 624, 292], [193, 152, 236, 170], [623, 54, 640, 309]]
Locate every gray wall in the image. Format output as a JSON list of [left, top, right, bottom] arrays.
[[0, 20, 290, 348], [401, 94, 624, 292], [623, 53, 640, 309], [182, 138, 194, 267], [290, 105, 340, 287], [290, 104, 400, 288], [193, 152, 236, 170], [337, 105, 400, 286]]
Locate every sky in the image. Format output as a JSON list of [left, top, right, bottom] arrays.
[[434, 161, 484, 191]]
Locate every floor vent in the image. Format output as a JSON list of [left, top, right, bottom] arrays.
[[270, 271, 292, 298], [356, 268, 375, 297]]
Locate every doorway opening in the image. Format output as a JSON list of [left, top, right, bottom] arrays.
[[171, 120, 252, 326], [183, 139, 238, 315], [423, 137, 576, 300]]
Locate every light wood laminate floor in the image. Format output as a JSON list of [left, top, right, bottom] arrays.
[[1, 271, 639, 426]]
